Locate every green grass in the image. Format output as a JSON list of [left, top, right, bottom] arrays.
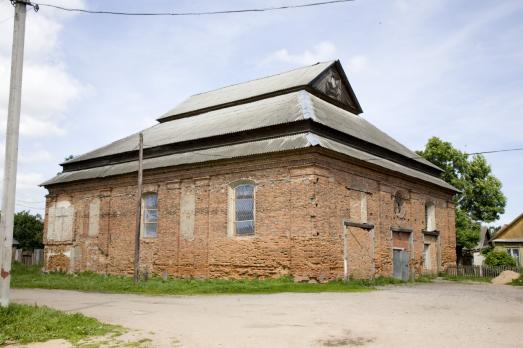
[[10, 263, 407, 295], [0, 303, 121, 346], [511, 275, 523, 286], [440, 274, 492, 283]]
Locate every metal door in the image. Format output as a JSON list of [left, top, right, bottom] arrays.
[[393, 249, 409, 281]]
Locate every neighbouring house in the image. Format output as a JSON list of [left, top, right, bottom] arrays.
[[490, 213, 523, 266], [41, 60, 458, 281], [469, 226, 491, 266]]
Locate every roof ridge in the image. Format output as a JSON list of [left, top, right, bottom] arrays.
[[190, 60, 335, 97], [297, 90, 315, 120]]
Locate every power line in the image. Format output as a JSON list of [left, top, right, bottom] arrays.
[[203, 143, 523, 162], [35, 0, 355, 16], [0, 15, 14, 24], [16, 199, 45, 204], [15, 203, 44, 210], [465, 147, 523, 156]]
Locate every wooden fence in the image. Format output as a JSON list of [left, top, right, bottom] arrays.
[[12, 248, 44, 266], [445, 265, 520, 278]]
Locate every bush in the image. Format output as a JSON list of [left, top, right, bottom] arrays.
[[484, 249, 517, 267]]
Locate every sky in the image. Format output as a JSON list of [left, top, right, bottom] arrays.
[[0, 0, 522, 225]]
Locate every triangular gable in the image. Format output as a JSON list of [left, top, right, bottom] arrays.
[[493, 212, 523, 241], [310, 61, 363, 115]]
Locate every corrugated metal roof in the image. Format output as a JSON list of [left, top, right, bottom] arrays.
[[315, 136, 456, 191], [43, 133, 456, 192], [43, 134, 312, 185], [157, 61, 334, 121], [65, 91, 438, 171]]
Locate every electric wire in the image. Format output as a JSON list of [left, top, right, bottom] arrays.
[[34, 0, 355, 16]]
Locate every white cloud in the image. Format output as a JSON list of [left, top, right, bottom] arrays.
[[0, 1, 87, 141], [347, 55, 370, 73], [16, 171, 44, 190], [0, 0, 86, 215], [262, 41, 337, 66], [19, 147, 54, 164]]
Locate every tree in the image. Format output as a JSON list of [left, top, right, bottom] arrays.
[[417, 137, 506, 249], [485, 248, 517, 267], [13, 210, 44, 250]]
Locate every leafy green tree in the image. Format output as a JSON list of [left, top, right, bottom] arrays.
[[417, 137, 506, 249], [455, 209, 481, 249], [485, 249, 516, 267], [13, 210, 44, 250]]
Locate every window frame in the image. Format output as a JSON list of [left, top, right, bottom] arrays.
[[506, 248, 520, 265], [228, 180, 256, 237], [141, 192, 158, 238]]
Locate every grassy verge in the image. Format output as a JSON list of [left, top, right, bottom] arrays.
[[511, 275, 523, 286], [0, 303, 121, 346], [440, 274, 492, 283], [11, 263, 407, 295]]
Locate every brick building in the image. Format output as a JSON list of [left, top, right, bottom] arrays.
[[42, 60, 457, 281]]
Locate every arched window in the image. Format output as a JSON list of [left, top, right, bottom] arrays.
[[142, 192, 158, 237], [425, 201, 436, 231], [228, 181, 255, 236]]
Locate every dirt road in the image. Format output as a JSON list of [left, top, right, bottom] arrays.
[[11, 281, 523, 347]]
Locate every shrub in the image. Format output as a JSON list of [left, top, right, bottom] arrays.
[[484, 249, 517, 267]]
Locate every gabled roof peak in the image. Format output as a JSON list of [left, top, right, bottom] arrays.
[[157, 59, 362, 122], [191, 60, 335, 97]]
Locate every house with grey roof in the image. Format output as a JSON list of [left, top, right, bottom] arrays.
[[42, 60, 457, 281]]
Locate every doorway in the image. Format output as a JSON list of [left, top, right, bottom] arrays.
[[393, 248, 409, 281], [392, 230, 412, 281]]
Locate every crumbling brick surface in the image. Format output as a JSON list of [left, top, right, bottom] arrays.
[[43, 150, 456, 280]]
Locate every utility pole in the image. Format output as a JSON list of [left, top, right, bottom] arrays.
[[133, 133, 144, 283], [0, 0, 34, 308]]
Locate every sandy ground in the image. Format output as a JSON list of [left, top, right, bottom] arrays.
[[11, 281, 523, 348]]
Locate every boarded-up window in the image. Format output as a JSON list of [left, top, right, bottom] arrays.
[[425, 202, 436, 231], [47, 201, 75, 242], [142, 193, 158, 238], [180, 186, 195, 240], [360, 192, 368, 223], [88, 198, 100, 237]]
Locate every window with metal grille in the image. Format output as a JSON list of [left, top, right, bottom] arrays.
[[142, 192, 158, 238], [234, 184, 255, 236]]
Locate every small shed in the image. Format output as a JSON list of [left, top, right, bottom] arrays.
[[12, 238, 21, 262]]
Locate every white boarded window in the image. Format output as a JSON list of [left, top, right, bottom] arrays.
[[228, 180, 255, 237], [142, 193, 158, 238], [47, 201, 75, 242], [425, 202, 436, 231], [88, 198, 100, 237], [180, 186, 195, 240]]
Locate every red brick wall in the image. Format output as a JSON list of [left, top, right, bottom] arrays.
[[43, 150, 456, 280]]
